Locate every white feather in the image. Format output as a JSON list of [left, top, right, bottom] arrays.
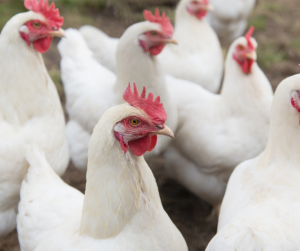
[[17, 105, 187, 251], [206, 75, 300, 250], [0, 11, 69, 236], [163, 35, 273, 205], [59, 25, 178, 172], [205, 0, 257, 45]]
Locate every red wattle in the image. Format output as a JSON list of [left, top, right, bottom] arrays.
[[233, 54, 254, 74], [150, 44, 165, 56], [195, 10, 207, 19], [129, 134, 156, 156], [33, 36, 53, 53], [148, 135, 157, 152]]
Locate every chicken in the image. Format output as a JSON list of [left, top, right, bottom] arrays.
[[158, 0, 223, 93], [80, 1, 223, 93], [58, 10, 178, 172], [0, 0, 69, 236], [205, 0, 257, 46], [206, 74, 300, 251], [163, 27, 273, 208], [17, 84, 188, 251]]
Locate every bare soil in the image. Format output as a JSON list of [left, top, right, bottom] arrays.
[[1, 0, 299, 250]]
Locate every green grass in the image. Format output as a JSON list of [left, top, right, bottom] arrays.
[[248, 16, 267, 31], [290, 39, 300, 49], [257, 44, 287, 69], [261, 2, 282, 12], [0, 0, 26, 30]]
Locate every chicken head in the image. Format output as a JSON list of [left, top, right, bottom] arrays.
[[233, 26, 257, 74], [114, 83, 174, 156], [186, 0, 214, 19], [19, 0, 65, 53], [138, 8, 177, 56]]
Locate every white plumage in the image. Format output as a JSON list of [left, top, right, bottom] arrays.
[[205, 0, 257, 45], [80, 0, 224, 93], [0, 11, 69, 236], [59, 24, 178, 172], [17, 103, 188, 251], [80, 25, 118, 73], [206, 74, 300, 250], [163, 34, 273, 207], [158, 0, 223, 93]]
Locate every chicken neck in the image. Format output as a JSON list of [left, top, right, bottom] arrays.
[[220, 54, 273, 117], [80, 104, 162, 239], [0, 11, 61, 125], [258, 76, 300, 168]]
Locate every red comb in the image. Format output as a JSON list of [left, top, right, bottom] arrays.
[[245, 26, 255, 50], [143, 8, 173, 37], [24, 0, 63, 28], [123, 83, 167, 124]]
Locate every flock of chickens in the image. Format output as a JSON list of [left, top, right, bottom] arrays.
[[1, 0, 299, 250]]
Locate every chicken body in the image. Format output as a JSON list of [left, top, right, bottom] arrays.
[[206, 74, 300, 250], [158, 0, 223, 93], [80, 0, 223, 93], [59, 24, 178, 172], [17, 103, 187, 251], [205, 0, 256, 46], [0, 11, 69, 236], [163, 35, 273, 206]]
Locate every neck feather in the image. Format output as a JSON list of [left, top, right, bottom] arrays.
[[114, 38, 168, 103], [174, 5, 217, 50], [80, 105, 162, 239], [259, 85, 300, 167], [220, 55, 273, 115], [0, 11, 61, 125]]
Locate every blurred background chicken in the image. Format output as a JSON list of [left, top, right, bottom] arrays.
[[205, 0, 257, 46], [80, 0, 223, 93], [164, 27, 273, 209], [17, 84, 188, 251], [0, 0, 69, 236], [206, 74, 300, 251], [58, 10, 178, 172]]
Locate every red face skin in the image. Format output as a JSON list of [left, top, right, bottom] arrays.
[[139, 30, 171, 56], [20, 19, 57, 53], [291, 91, 300, 125], [187, 0, 209, 19], [233, 44, 255, 74], [114, 116, 165, 156]]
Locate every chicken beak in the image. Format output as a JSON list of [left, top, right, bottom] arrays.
[[245, 51, 257, 61], [164, 37, 178, 45], [152, 125, 174, 138], [202, 4, 214, 11], [48, 28, 66, 38]]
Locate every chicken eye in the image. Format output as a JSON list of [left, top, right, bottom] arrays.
[[150, 31, 158, 36], [130, 119, 140, 126], [32, 22, 41, 29], [237, 45, 245, 51]]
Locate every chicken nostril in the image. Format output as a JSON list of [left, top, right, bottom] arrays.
[[156, 125, 164, 130]]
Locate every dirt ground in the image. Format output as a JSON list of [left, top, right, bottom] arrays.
[[0, 0, 299, 250]]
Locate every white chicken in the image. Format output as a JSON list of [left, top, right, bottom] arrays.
[[58, 10, 178, 172], [80, 1, 224, 93], [206, 74, 300, 251], [158, 0, 223, 92], [205, 0, 257, 46], [17, 84, 188, 251], [163, 27, 273, 208], [0, 0, 69, 236]]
